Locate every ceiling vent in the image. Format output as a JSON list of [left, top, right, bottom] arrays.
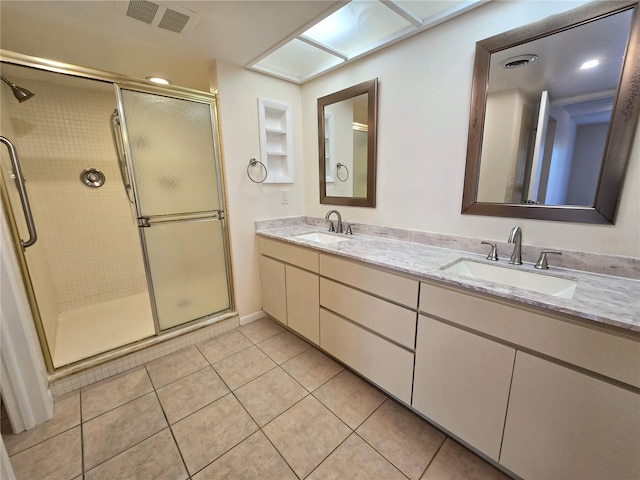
[[118, 0, 199, 34]]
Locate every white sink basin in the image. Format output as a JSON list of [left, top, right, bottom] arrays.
[[293, 232, 350, 245], [442, 259, 577, 299]]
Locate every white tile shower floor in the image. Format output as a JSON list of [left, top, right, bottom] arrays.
[[53, 292, 155, 367]]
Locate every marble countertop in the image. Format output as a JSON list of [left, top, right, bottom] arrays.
[[257, 224, 640, 333]]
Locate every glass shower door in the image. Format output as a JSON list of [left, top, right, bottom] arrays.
[[117, 88, 231, 330]]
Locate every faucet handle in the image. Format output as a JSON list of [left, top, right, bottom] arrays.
[[326, 220, 335, 232], [344, 222, 355, 235], [480, 241, 498, 261], [534, 251, 562, 270]]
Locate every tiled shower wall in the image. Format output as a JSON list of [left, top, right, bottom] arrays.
[[1, 79, 60, 352], [3, 69, 148, 313]]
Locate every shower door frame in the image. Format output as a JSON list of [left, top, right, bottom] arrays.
[[0, 49, 236, 373], [114, 84, 234, 334]]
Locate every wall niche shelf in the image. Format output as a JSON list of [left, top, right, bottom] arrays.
[[258, 98, 294, 183]]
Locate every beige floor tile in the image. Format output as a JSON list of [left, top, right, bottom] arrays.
[[235, 367, 308, 426], [314, 369, 387, 429], [213, 345, 276, 390], [197, 329, 253, 365], [157, 366, 229, 424], [146, 346, 208, 388], [282, 347, 343, 391], [192, 431, 296, 480], [257, 330, 311, 364], [357, 399, 446, 480], [3, 391, 80, 456], [83, 392, 168, 470], [81, 367, 153, 421], [238, 317, 284, 343], [263, 395, 350, 478], [85, 428, 188, 480], [171, 393, 258, 475], [308, 433, 406, 480], [9, 426, 81, 480], [421, 438, 510, 480]]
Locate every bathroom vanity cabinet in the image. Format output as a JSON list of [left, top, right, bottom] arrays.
[[258, 238, 319, 343], [259, 237, 418, 403], [417, 281, 640, 479], [258, 235, 640, 480]]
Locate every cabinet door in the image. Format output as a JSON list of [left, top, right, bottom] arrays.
[[412, 315, 515, 461], [286, 265, 319, 344], [260, 256, 286, 324], [501, 352, 640, 480]]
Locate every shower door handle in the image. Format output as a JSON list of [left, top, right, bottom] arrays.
[[110, 110, 135, 204], [0, 136, 37, 248]]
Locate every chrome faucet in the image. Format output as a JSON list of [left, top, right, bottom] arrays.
[[325, 209, 343, 233], [507, 226, 523, 265]]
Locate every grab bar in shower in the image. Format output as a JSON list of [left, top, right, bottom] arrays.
[[0, 136, 38, 248], [110, 110, 135, 204]]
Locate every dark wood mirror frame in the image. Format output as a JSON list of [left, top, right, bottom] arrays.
[[318, 78, 378, 207], [462, 1, 640, 224]]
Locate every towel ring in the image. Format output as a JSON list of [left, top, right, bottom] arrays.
[[336, 162, 349, 182], [247, 158, 267, 183]]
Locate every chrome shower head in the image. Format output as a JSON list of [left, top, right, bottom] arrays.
[[1, 76, 35, 102]]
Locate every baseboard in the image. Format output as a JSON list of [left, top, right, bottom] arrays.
[[240, 310, 266, 325]]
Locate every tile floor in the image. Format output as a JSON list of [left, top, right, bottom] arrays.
[[2, 317, 511, 480]]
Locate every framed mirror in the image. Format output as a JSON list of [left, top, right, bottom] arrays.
[[462, 1, 639, 224], [318, 78, 378, 207]]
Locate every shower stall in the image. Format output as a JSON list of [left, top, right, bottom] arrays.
[[0, 53, 234, 371]]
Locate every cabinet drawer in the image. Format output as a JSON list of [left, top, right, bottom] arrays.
[[320, 309, 414, 404], [259, 237, 318, 272], [320, 278, 416, 349], [320, 254, 418, 308], [420, 281, 640, 388]]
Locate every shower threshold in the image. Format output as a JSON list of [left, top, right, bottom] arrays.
[[48, 311, 238, 395]]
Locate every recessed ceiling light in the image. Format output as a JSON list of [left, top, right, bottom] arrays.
[[146, 76, 172, 85], [580, 59, 600, 70]]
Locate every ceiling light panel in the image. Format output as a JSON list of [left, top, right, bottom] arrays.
[[302, 0, 413, 57], [396, 1, 472, 23], [253, 38, 344, 82], [247, 0, 488, 84]]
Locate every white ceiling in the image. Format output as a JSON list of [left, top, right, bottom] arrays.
[[488, 7, 633, 102], [0, 0, 345, 67], [0, 0, 486, 84]]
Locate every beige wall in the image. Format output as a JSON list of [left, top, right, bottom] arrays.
[[478, 89, 530, 203], [213, 62, 305, 319], [300, 0, 639, 258]]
